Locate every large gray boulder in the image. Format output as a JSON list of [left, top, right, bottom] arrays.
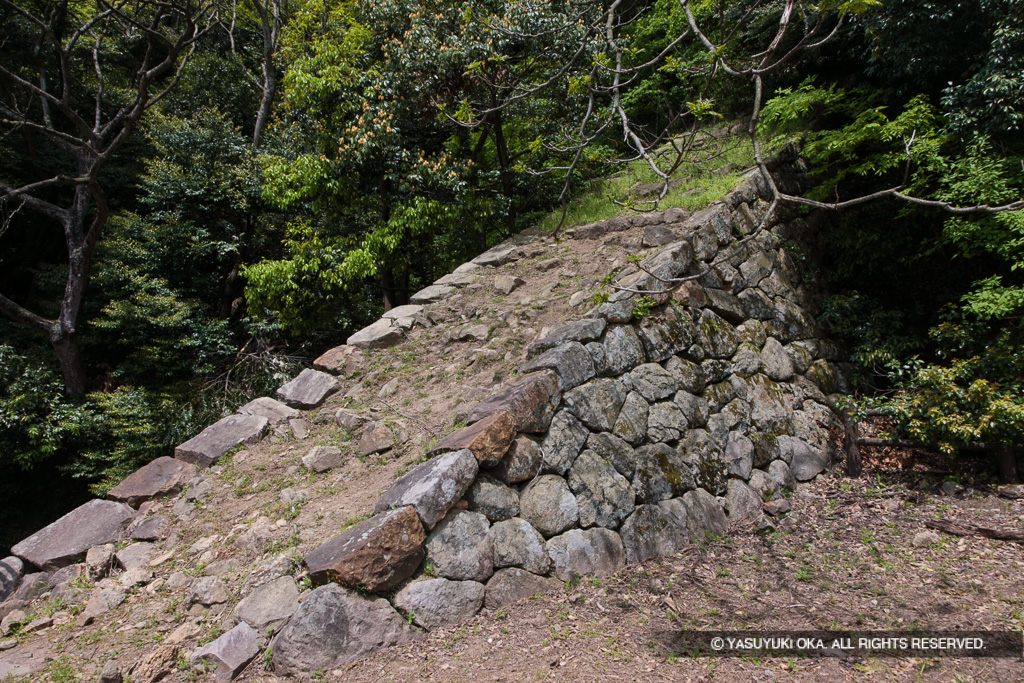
[[563, 378, 627, 431], [237, 397, 300, 425], [646, 401, 688, 443], [586, 432, 637, 480], [191, 622, 261, 680], [631, 443, 694, 504], [567, 451, 635, 529], [520, 341, 596, 391], [489, 435, 542, 484], [784, 437, 828, 481], [635, 305, 696, 362], [682, 488, 728, 542], [12, 499, 135, 571], [277, 368, 340, 409], [612, 392, 649, 446], [175, 414, 270, 467], [346, 318, 404, 349], [374, 449, 479, 528], [392, 578, 485, 631], [768, 460, 798, 491], [540, 410, 589, 476], [234, 576, 300, 634], [527, 319, 607, 357], [519, 475, 579, 537], [271, 584, 418, 675], [463, 475, 519, 522], [724, 479, 763, 525], [0, 557, 24, 603], [426, 510, 494, 582], [484, 568, 561, 609], [619, 499, 690, 564], [490, 518, 550, 575], [545, 528, 626, 582], [698, 309, 741, 359], [601, 325, 645, 375], [106, 457, 196, 508], [629, 363, 678, 402]]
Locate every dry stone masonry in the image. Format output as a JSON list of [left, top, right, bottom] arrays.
[[2, 150, 850, 678]]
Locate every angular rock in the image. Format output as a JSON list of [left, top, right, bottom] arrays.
[[527, 319, 607, 358], [705, 288, 745, 325], [0, 557, 24, 603], [467, 371, 560, 433], [374, 450, 479, 529], [490, 435, 542, 485], [682, 488, 728, 542], [568, 451, 635, 529], [784, 437, 828, 481], [382, 304, 424, 320], [642, 225, 678, 247], [116, 542, 156, 571], [494, 275, 525, 295], [12, 499, 135, 571], [764, 498, 792, 516], [602, 325, 645, 375], [357, 421, 398, 456], [234, 576, 300, 633], [630, 363, 678, 402], [540, 410, 590, 476], [586, 432, 637, 480], [563, 378, 627, 432], [306, 506, 426, 592], [546, 528, 626, 582], [393, 578, 485, 631], [730, 373, 792, 432], [636, 305, 696, 362], [519, 475, 579, 537], [612, 392, 648, 446], [191, 622, 260, 680], [132, 644, 179, 683], [724, 479, 763, 524], [335, 408, 369, 432], [647, 401, 688, 443], [277, 368, 339, 409], [271, 584, 417, 675], [176, 414, 270, 468], [761, 337, 794, 381], [664, 356, 705, 394], [698, 309, 741, 359], [237, 397, 300, 425], [464, 475, 520, 522], [490, 518, 550, 574], [730, 342, 763, 377], [484, 568, 561, 609], [426, 510, 493, 582], [632, 443, 695, 503], [747, 469, 780, 502], [434, 271, 479, 287], [674, 391, 709, 428], [85, 544, 115, 581], [768, 460, 798, 492], [430, 411, 516, 466], [472, 243, 520, 267], [302, 446, 344, 473], [77, 588, 126, 626], [409, 284, 456, 304], [347, 318, 404, 349], [107, 457, 196, 509], [98, 661, 122, 683], [313, 344, 365, 376], [677, 429, 729, 495], [520, 341, 595, 391], [189, 576, 229, 607], [724, 433, 754, 480], [619, 499, 690, 564]]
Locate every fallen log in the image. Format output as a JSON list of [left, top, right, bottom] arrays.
[[924, 519, 1024, 544]]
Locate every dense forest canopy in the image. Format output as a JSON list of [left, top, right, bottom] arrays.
[[1, 0, 1022, 551]]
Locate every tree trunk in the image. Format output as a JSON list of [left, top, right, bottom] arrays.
[[51, 326, 87, 398], [490, 111, 517, 237], [841, 408, 862, 477], [996, 444, 1018, 484]]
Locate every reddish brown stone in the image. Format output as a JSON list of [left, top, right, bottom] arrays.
[[429, 411, 515, 466], [313, 345, 366, 377], [466, 371, 560, 433], [305, 507, 426, 592], [672, 281, 707, 308], [107, 457, 196, 509]]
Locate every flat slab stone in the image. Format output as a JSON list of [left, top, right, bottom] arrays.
[[429, 411, 516, 466], [347, 318, 404, 349], [374, 450, 479, 529], [277, 368, 339, 409], [12, 499, 135, 571], [107, 457, 196, 508], [484, 568, 561, 609], [305, 507, 425, 592], [382, 304, 424, 319], [0, 558, 24, 603], [467, 371, 560, 433], [271, 584, 418, 676], [471, 243, 520, 266], [313, 344, 365, 376], [527, 318, 607, 358], [116, 542, 156, 571], [393, 578, 485, 631], [434, 272, 479, 287], [176, 414, 269, 468], [191, 622, 260, 680], [520, 341, 596, 391], [234, 576, 300, 633], [409, 284, 455, 304], [131, 515, 170, 542], [237, 397, 300, 425]]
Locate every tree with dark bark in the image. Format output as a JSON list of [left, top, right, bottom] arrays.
[[0, 0, 218, 396]]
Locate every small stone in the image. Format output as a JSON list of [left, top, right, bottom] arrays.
[[131, 516, 170, 542], [86, 544, 116, 581], [132, 644, 179, 683], [913, 530, 942, 548], [190, 622, 261, 680], [393, 578, 485, 631], [76, 588, 126, 626], [188, 576, 229, 607], [1, 610, 26, 636], [357, 421, 399, 456], [280, 487, 310, 506], [494, 275, 525, 295], [277, 369, 340, 409], [763, 498, 791, 516], [98, 660, 122, 683], [302, 446, 344, 473], [335, 408, 369, 432], [115, 542, 156, 571]]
